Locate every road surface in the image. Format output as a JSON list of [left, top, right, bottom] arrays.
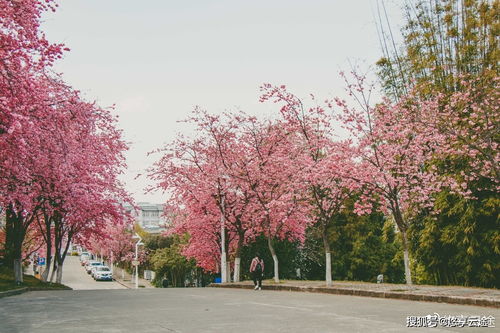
[[1, 286, 497, 332]]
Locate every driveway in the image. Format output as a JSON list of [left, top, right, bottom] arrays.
[[60, 255, 125, 290]]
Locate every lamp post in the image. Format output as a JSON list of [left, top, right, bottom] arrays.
[[132, 233, 144, 289]]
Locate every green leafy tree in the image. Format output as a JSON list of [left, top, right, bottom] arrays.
[[325, 199, 404, 283], [240, 236, 302, 281], [149, 234, 196, 287], [377, 0, 498, 99], [411, 191, 500, 288], [240, 198, 405, 283]]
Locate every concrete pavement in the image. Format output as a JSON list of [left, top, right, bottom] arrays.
[[0, 287, 498, 332], [213, 280, 500, 308]]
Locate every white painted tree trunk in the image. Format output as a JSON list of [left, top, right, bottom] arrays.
[[394, 210, 412, 285], [233, 257, 241, 282], [220, 196, 227, 283], [272, 254, 279, 283], [403, 243, 413, 285], [14, 259, 23, 283], [325, 252, 332, 286], [56, 263, 63, 284]]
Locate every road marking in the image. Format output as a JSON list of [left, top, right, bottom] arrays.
[[249, 301, 313, 311]]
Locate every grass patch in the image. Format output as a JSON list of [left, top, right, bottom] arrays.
[[0, 266, 71, 292]]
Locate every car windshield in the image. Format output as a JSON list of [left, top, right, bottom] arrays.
[[97, 267, 110, 271], [91, 262, 102, 266]]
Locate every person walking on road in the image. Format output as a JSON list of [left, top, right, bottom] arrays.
[[250, 254, 264, 290]]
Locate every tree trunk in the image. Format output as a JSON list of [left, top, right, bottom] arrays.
[[13, 259, 23, 284], [392, 207, 413, 286], [401, 230, 413, 285], [49, 260, 57, 283], [4, 211, 15, 268], [41, 262, 50, 282], [322, 222, 332, 286], [233, 232, 244, 282], [267, 236, 279, 283], [54, 234, 72, 284], [40, 213, 52, 282], [225, 261, 230, 282], [56, 263, 64, 284], [233, 257, 241, 282], [6, 206, 26, 284], [41, 225, 52, 281]]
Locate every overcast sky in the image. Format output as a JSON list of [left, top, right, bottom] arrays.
[[41, 0, 403, 204]]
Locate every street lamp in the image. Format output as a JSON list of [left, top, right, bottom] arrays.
[[132, 233, 144, 289]]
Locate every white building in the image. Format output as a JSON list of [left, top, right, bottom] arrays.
[[124, 202, 168, 233]]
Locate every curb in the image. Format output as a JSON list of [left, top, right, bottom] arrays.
[[113, 278, 153, 289], [0, 287, 28, 299], [0, 286, 72, 299], [114, 279, 132, 289], [210, 283, 500, 308]]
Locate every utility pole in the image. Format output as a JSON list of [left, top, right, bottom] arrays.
[[220, 195, 227, 283]]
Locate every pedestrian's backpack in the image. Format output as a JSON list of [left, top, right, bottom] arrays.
[[255, 260, 262, 273]]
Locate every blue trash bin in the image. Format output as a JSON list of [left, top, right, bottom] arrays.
[[214, 277, 221, 283]]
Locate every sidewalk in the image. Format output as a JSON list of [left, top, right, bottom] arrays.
[[111, 265, 154, 289], [211, 280, 500, 308]]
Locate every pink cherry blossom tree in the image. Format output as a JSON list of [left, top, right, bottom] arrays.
[[233, 117, 312, 283], [426, 78, 499, 191], [335, 72, 459, 285], [150, 110, 258, 281], [0, 0, 65, 283], [260, 84, 360, 286]]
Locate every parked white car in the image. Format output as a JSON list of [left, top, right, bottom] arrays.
[[93, 266, 113, 281], [85, 261, 102, 274], [80, 252, 90, 263], [80, 254, 92, 267], [90, 265, 104, 278]]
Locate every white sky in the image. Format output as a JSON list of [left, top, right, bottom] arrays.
[[41, 0, 403, 204]]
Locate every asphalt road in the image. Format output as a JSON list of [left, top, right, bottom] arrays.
[[1, 287, 498, 333], [60, 255, 125, 290]]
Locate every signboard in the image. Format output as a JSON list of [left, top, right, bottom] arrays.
[[132, 260, 140, 266], [38, 257, 46, 266]]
